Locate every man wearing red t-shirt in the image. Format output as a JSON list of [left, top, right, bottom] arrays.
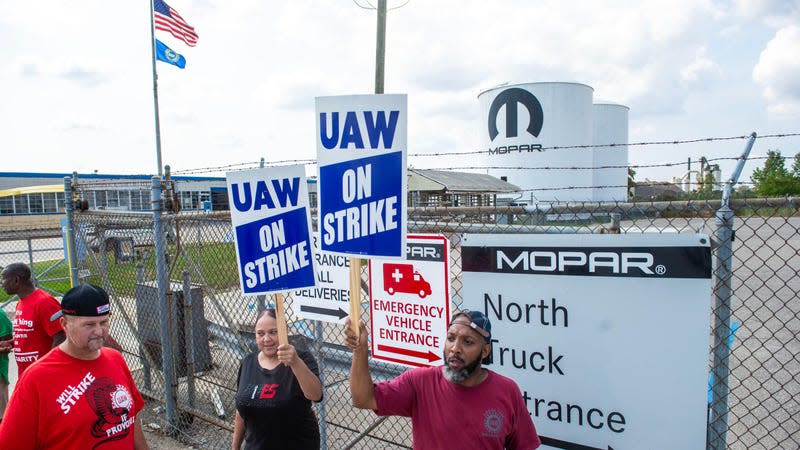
[[1, 263, 64, 375], [0, 283, 149, 450]]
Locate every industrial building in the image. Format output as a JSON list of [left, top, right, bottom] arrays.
[[477, 82, 629, 203]]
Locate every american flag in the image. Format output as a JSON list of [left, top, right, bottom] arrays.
[[153, 0, 198, 47]]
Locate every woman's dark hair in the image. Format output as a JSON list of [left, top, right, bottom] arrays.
[[256, 308, 277, 322]]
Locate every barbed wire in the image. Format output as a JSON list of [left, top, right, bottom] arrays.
[[172, 159, 316, 176], [167, 132, 799, 176], [511, 181, 758, 194], [421, 155, 781, 172], [72, 180, 153, 189], [171, 161, 263, 175], [410, 132, 800, 157], [170, 154, 792, 177]]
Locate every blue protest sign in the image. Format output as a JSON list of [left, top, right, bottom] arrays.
[[315, 94, 407, 257], [226, 166, 317, 295]]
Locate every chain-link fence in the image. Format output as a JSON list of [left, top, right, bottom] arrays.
[[0, 223, 71, 314], [63, 175, 798, 450]]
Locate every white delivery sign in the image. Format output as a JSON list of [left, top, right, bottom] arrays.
[[461, 233, 712, 450], [292, 233, 351, 323]]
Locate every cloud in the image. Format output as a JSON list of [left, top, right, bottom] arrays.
[[59, 67, 108, 88], [681, 46, 723, 84], [62, 123, 103, 132], [732, 0, 800, 27], [753, 25, 800, 116]]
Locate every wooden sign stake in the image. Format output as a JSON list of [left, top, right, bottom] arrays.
[[349, 258, 362, 338], [273, 292, 289, 347]]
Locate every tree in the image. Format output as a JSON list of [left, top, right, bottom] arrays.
[[750, 150, 800, 196], [627, 167, 636, 200], [697, 171, 716, 197], [734, 184, 754, 198], [793, 153, 800, 177]]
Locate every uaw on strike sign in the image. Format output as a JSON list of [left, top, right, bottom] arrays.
[[368, 235, 450, 367], [315, 94, 407, 258], [461, 233, 713, 450], [226, 166, 317, 295]]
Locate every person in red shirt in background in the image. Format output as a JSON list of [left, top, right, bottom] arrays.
[[0, 283, 149, 449], [1, 263, 65, 376]]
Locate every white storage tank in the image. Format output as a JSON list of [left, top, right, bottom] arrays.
[[592, 102, 629, 202], [477, 82, 595, 202]]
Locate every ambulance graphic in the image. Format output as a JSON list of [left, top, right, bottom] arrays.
[[383, 263, 432, 298]]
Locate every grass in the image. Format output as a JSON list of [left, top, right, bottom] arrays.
[[735, 207, 800, 217], [86, 241, 240, 297], [0, 259, 72, 304], [0, 242, 240, 304]]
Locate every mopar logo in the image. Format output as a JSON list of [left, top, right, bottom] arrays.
[[405, 243, 445, 262], [497, 250, 659, 275], [488, 88, 544, 141]]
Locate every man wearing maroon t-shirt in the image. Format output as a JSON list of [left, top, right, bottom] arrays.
[[1, 263, 64, 375], [345, 310, 541, 450]]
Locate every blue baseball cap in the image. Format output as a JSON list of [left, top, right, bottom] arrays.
[[450, 310, 491, 342]]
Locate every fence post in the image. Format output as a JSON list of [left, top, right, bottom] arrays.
[[63, 176, 79, 287], [315, 320, 328, 450], [182, 270, 196, 409], [136, 263, 152, 390], [708, 132, 756, 449], [257, 157, 267, 311], [152, 175, 178, 430], [99, 227, 111, 294]]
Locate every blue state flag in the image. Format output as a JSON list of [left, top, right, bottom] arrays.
[[155, 39, 186, 69]]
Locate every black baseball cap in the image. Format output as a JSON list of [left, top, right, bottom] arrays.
[[450, 310, 492, 342], [51, 284, 111, 321]]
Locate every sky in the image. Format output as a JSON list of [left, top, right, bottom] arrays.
[[1, 0, 799, 188]]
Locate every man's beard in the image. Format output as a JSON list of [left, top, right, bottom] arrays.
[[443, 352, 482, 383]]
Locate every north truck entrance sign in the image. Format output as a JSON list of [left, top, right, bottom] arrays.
[[461, 233, 712, 450], [369, 235, 450, 367]]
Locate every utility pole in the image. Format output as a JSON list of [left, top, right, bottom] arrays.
[[375, 0, 386, 94]]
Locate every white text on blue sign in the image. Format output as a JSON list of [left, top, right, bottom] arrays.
[[318, 109, 403, 256], [230, 176, 313, 292]]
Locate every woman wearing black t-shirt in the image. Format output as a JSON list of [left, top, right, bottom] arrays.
[[232, 309, 323, 450]]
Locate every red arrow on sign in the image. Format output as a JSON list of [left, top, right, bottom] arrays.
[[377, 344, 441, 362]]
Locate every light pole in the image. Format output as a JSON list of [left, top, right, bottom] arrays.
[[375, 0, 386, 94]]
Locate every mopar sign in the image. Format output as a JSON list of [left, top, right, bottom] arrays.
[[461, 233, 713, 450], [462, 245, 711, 278], [488, 87, 544, 140]]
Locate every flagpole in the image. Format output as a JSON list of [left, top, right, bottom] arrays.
[[149, 0, 164, 177]]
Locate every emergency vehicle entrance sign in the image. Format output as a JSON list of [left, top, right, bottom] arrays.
[[226, 166, 316, 295], [461, 233, 713, 450], [315, 94, 407, 258], [368, 235, 450, 367]]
